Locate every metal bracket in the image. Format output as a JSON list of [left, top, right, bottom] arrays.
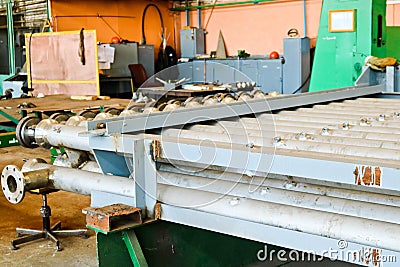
[[151, 140, 161, 161], [83, 204, 142, 233]]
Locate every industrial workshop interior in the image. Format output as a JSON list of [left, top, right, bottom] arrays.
[[2, 0, 400, 266]]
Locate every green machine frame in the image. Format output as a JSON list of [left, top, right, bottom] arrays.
[[309, 0, 389, 91], [91, 221, 289, 267]]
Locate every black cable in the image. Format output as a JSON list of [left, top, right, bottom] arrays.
[[141, 4, 164, 45], [291, 72, 311, 94]]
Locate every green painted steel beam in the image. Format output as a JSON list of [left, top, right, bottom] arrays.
[[0, 110, 20, 125], [0, 125, 16, 132], [6, 0, 16, 75], [122, 231, 149, 267]]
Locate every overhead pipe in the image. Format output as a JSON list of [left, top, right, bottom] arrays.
[[186, 0, 190, 26], [198, 0, 202, 28], [171, 0, 289, 11], [303, 0, 307, 36]]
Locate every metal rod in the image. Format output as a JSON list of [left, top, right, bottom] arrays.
[[303, 0, 307, 37], [53, 15, 136, 19], [171, 0, 291, 11]]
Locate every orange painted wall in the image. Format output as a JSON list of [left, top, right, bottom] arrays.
[[179, 1, 400, 57], [50, 0, 177, 51], [387, 4, 400, 26], [180, 0, 323, 56], [50, 0, 400, 58]]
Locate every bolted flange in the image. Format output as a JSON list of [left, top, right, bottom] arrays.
[[1, 165, 25, 204]]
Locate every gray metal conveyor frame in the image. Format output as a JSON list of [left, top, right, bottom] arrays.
[[4, 83, 400, 266]]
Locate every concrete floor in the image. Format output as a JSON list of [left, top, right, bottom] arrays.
[[0, 146, 97, 267]]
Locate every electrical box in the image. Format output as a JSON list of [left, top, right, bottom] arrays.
[[180, 28, 205, 58], [138, 45, 155, 77], [283, 37, 310, 94], [102, 43, 139, 77]]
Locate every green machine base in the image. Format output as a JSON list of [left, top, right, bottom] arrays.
[[92, 221, 284, 267]]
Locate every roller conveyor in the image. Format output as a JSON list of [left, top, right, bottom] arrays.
[[3, 86, 400, 266]]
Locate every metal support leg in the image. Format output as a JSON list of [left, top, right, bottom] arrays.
[[11, 192, 88, 251], [122, 230, 149, 267]]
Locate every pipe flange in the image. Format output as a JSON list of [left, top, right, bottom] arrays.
[[1, 165, 25, 204], [16, 116, 41, 148]]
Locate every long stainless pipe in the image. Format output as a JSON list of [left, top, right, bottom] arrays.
[[162, 128, 400, 161], [157, 170, 400, 224], [158, 184, 400, 252], [1, 159, 134, 204]]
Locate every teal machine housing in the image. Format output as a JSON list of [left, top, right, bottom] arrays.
[[309, 0, 388, 91]]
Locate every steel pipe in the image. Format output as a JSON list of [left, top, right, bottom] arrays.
[[238, 117, 400, 134], [163, 126, 400, 161], [158, 184, 400, 252], [258, 113, 400, 129], [279, 110, 400, 121], [157, 170, 400, 225], [158, 163, 400, 207], [188, 124, 400, 149], [35, 119, 90, 150], [1, 159, 135, 204]]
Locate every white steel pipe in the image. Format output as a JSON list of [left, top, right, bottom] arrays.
[[238, 117, 400, 134], [158, 184, 400, 252], [1, 160, 134, 204], [158, 163, 400, 207], [278, 110, 400, 121], [157, 170, 400, 225], [292, 107, 400, 117], [188, 124, 400, 150], [258, 113, 400, 129], [34, 119, 90, 151], [162, 127, 400, 161]]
